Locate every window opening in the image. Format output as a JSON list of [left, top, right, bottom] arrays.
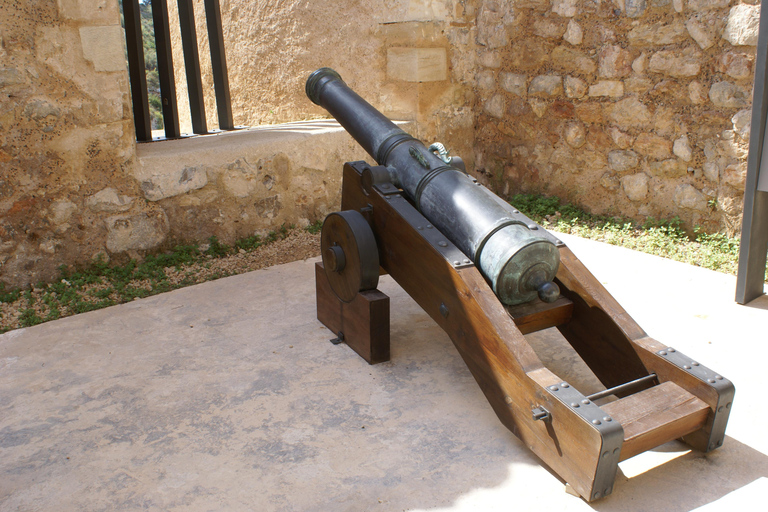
[[120, 0, 235, 142]]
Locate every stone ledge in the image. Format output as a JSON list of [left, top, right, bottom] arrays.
[[135, 119, 413, 202]]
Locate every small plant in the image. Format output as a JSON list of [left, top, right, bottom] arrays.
[[305, 220, 323, 235], [235, 235, 261, 251], [205, 236, 230, 258]]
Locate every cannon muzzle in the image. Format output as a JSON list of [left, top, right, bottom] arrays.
[[307, 67, 560, 305]]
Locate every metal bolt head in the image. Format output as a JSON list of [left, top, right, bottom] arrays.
[[571, 402, 580, 408], [438, 241, 448, 247], [592, 419, 602, 425], [582, 399, 591, 405], [603, 416, 612, 422], [660, 350, 668, 356], [550, 385, 559, 391], [561, 382, 570, 388]]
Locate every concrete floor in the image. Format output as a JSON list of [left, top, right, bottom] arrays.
[[1, 233, 767, 511]]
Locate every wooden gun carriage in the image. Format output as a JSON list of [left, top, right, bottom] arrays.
[[307, 68, 734, 501]]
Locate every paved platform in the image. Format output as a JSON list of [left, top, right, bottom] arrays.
[[1, 233, 767, 511]]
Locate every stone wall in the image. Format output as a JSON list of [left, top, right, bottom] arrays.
[[2, 0, 761, 289], [1, 0, 138, 288], [167, 0, 478, 168], [473, 0, 760, 234]]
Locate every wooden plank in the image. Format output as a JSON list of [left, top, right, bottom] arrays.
[[555, 248, 653, 391], [505, 296, 573, 334], [315, 262, 390, 364], [315, 261, 341, 336], [339, 162, 611, 501], [601, 382, 710, 461]]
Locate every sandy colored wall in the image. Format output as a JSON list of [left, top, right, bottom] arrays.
[[1, 0, 139, 288], [167, 0, 478, 168], [472, 0, 759, 234], [1, 0, 761, 290]]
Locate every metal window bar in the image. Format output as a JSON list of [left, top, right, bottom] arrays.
[[736, 3, 768, 304], [122, 0, 236, 141], [152, 0, 181, 138], [123, 0, 152, 142], [205, 0, 234, 130], [177, 0, 208, 135]]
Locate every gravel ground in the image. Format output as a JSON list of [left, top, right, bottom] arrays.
[[0, 229, 321, 334]]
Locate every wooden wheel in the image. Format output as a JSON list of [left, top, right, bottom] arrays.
[[321, 210, 379, 303]]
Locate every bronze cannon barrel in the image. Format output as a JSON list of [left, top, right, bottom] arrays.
[[306, 67, 560, 305]]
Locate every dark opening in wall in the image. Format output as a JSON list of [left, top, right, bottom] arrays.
[[120, 0, 235, 141]]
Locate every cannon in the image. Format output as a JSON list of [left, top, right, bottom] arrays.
[[308, 68, 734, 501]]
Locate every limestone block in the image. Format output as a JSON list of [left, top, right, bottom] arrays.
[[87, 188, 134, 213], [387, 48, 447, 82], [608, 150, 640, 173], [687, 0, 730, 11], [23, 100, 60, 121], [551, 46, 597, 75], [405, 0, 450, 21], [703, 162, 720, 181], [674, 184, 708, 211], [625, 77, 653, 94], [635, 133, 672, 160], [529, 75, 563, 98], [689, 81, 708, 104], [534, 19, 566, 39], [477, 6, 510, 48], [479, 51, 502, 69], [599, 45, 632, 78], [628, 21, 688, 46], [600, 172, 621, 190], [500, 73, 527, 97], [484, 94, 506, 118], [632, 53, 647, 75], [139, 166, 209, 201], [476, 69, 496, 92], [106, 211, 170, 252], [673, 0, 683, 13], [686, 18, 716, 50], [673, 136, 693, 162], [709, 81, 749, 108], [564, 122, 586, 148], [732, 109, 751, 137], [553, 0, 579, 17], [509, 40, 550, 70], [717, 52, 754, 80], [625, 0, 647, 18], [723, 163, 747, 188], [563, 20, 583, 45], [529, 98, 549, 118], [621, 173, 649, 201], [651, 159, 686, 177], [575, 102, 604, 124], [50, 200, 78, 226], [564, 76, 587, 98], [609, 127, 633, 149], [588, 81, 624, 98], [79, 26, 126, 72], [0, 68, 26, 89], [648, 51, 701, 77], [723, 4, 760, 46], [58, 0, 119, 23]]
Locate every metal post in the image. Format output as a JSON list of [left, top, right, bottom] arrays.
[[123, 0, 152, 141], [177, 0, 208, 134], [204, 0, 234, 130], [151, 0, 181, 138], [736, 3, 768, 304]]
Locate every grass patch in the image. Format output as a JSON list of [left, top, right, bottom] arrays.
[[510, 193, 753, 278], [0, 223, 319, 334]]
